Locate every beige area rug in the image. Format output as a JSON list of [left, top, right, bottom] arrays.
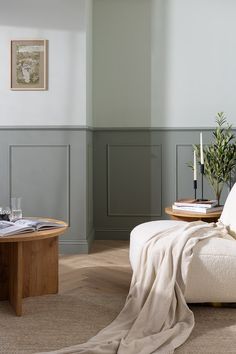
[[0, 280, 126, 354], [0, 268, 236, 353]]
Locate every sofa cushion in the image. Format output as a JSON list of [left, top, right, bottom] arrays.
[[130, 220, 236, 302]]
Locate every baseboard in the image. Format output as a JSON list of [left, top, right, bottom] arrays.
[[59, 239, 89, 254], [87, 228, 95, 252], [59, 228, 95, 254], [94, 228, 132, 240]]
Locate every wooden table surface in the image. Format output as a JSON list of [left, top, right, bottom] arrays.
[[165, 206, 222, 223], [0, 218, 68, 316], [0, 219, 67, 242]]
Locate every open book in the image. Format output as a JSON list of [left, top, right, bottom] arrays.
[[0, 219, 65, 237]]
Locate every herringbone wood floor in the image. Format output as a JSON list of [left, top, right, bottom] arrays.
[[59, 240, 132, 295]]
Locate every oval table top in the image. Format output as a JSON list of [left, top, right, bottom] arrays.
[[0, 218, 68, 243]]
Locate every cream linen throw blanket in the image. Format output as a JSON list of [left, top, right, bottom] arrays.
[[39, 221, 231, 354]]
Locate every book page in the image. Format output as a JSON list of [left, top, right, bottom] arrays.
[[0, 221, 14, 230]]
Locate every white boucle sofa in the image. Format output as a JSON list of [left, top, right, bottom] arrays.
[[130, 184, 236, 303]]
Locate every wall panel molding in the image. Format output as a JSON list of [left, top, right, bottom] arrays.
[[0, 129, 93, 254], [0, 127, 232, 246], [93, 129, 231, 240], [9, 144, 71, 225], [0, 126, 93, 131], [0, 126, 235, 132], [94, 228, 133, 240], [106, 144, 162, 217], [93, 127, 236, 132]]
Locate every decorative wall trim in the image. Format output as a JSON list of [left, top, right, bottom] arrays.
[[59, 239, 89, 245], [93, 129, 225, 241], [94, 228, 132, 240], [59, 239, 89, 254], [87, 228, 95, 252], [93, 127, 236, 132], [0, 126, 235, 132], [0, 125, 93, 131], [3, 126, 232, 248], [106, 144, 162, 217], [9, 144, 71, 225], [59, 228, 94, 253]]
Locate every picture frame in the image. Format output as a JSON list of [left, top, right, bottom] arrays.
[[10, 39, 47, 90]]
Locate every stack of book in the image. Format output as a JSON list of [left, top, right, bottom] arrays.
[[172, 199, 223, 214]]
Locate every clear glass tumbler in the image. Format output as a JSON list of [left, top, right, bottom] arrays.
[[11, 197, 23, 220]]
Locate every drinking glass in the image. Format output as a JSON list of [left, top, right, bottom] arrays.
[[11, 197, 23, 220]]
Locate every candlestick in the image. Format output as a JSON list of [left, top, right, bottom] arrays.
[[200, 132, 204, 165], [193, 180, 197, 200], [193, 150, 197, 181], [193, 150, 197, 199], [200, 163, 204, 200]]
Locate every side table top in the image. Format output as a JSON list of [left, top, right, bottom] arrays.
[[0, 218, 68, 243], [165, 207, 222, 219]]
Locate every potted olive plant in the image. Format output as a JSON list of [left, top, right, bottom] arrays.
[[193, 112, 236, 206]]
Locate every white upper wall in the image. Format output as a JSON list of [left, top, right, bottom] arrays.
[[2, 0, 236, 127], [93, 0, 236, 127], [0, 0, 88, 126], [152, 0, 236, 127], [93, 0, 151, 128]]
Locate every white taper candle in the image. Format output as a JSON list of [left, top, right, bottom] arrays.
[[194, 150, 197, 181], [200, 132, 204, 165]]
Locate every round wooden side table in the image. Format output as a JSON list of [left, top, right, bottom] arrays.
[[0, 218, 68, 316], [165, 206, 222, 223]]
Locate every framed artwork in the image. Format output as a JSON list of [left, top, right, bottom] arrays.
[[11, 39, 47, 90]]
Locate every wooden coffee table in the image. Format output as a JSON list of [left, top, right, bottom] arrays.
[[165, 207, 222, 223], [0, 218, 68, 316]]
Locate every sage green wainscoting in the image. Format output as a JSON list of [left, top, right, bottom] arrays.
[[0, 127, 94, 254], [93, 128, 232, 240], [1, 127, 233, 250]]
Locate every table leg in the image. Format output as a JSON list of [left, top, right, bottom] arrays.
[[23, 236, 58, 297], [9, 242, 23, 316], [0, 244, 11, 301], [0, 236, 59, 316]]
